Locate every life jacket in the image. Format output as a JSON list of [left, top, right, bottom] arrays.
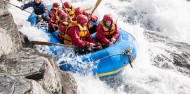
[[50, 12, 59, 25], [53, 10, 62, 24], [58, 20, 69, 26], [50, 9, 58, 18], [60, 21, 88, 45], [55, 17, 59, 24], [99, 21, 115, 40], [63, 6, 75, 18], [58, 20, 69, 38], [33, 2, 44, 15]]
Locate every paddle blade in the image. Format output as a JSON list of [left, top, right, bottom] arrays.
[[91, 0, 102, 15]]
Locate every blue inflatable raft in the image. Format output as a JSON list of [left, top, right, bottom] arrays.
[[27, 14, 137, 77]]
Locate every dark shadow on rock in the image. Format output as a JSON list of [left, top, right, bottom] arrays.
[[19, 32, 34, 48], [25, 70, 44, 81]]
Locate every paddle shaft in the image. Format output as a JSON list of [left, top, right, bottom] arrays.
[[31, 41, 74, 47], [87, 0, 102, 28], [4, 0, 34, 15], [91, 0, 102, 15], [31, 41, 99, 49]]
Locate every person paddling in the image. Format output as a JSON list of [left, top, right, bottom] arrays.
[[96, 14, 119, 48], [73, 7, 98, 34], [20, 0, 50, 23], [62, 2, 75, 22], [49, 2, 60, 18], [57, 12, 69, 42], [48, 10, 65, 33], [61, 15, 101, 54]]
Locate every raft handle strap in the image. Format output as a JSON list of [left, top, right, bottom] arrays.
[[123, 48, 134, 68]]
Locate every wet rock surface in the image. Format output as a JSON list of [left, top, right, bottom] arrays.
[[0, 1, 78, 94], [0, 0, 23, 56], [0, 48, 78, 94]]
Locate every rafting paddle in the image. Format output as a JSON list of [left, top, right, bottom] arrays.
[[91, 0, 102, 15], [4, 0, 34, 15], [31, 41, 74, 47]]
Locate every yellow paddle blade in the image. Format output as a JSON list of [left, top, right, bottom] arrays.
[[91, 0, 102, 15]]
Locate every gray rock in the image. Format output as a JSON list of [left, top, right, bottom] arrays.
[[0, 0, 23, 56], [61, 71, 78, 94], [0, 47, 79, 94], [0, 74, 31, 94], [0, 1, 78, 94]]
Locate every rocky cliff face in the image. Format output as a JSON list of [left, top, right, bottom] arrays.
[[0, 49, 78, 94], [0, 1, 78, 94], [0, 0, 23, 56]]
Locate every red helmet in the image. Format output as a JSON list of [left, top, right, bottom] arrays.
[[57, 10, 64, 15], [59, 12, 67, 20], [75, 7, 83, 16], [103, 14, 113, 21], [77, 14, 88, 25], [52, 2, 60, 9], [63, 2, 71, 8]]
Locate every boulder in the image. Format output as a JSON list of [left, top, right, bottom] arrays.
[[0, 1, 78, 94]]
